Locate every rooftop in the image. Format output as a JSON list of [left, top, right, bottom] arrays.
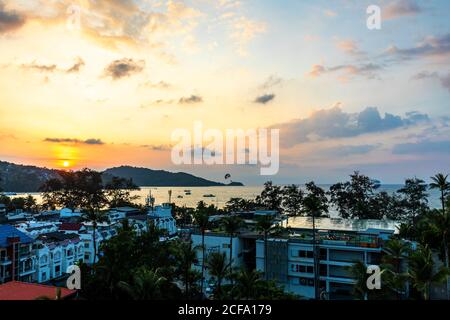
[[287, 217, 399, 233], [0, 281, 76, 300], [0, 224, 34, 247], [59, 223, 83, 231]]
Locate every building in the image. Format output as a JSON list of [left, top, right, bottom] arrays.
[[0, 225, 35, 283], [148, 203, 177, 237], [34, 232, 84, 283], [16, 221, 59, 238], [0, 281, 76, 300], [255, 217, 398, 300], [108, 207, 141, 223]]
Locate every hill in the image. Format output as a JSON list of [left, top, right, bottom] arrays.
[[0, 161, 243, 192], [103, 166, 243, 187]]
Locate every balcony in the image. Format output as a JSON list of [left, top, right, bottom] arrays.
[[0, 257, 11, 265]]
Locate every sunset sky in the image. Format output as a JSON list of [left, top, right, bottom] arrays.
[[0, 0, 449, 185]]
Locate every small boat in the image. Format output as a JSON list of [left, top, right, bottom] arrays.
[[203, 194, 216, 198], [177, 195, 184, 199]]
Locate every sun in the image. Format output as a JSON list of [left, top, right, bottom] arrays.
[[63, 161, 70, 168]]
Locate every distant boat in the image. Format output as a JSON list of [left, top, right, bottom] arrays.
[[177, 195, 184, 199], [184, 190, 191, 195], [372, 179, 381, 189], [203, 194, 216, 198]]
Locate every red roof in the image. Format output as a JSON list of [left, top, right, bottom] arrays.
[[59, 223, 83, 231], [0, 281, 77, 300]]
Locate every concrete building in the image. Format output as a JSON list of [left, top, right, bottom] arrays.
[[148, 203, 177, 237], [0, 225, 35, 283], [255, 217, 397, 300], [34, 232, 84, 283]]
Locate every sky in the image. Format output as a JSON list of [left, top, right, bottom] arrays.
[[0, 0, 449, 185]]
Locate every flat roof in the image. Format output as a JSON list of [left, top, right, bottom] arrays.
[[0, 281, 76, 300], [287, 217, 398, 233]]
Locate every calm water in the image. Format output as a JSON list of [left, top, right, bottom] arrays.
[[12, 184, 442, 218]]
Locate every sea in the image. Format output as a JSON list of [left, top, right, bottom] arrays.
[[10, 185, 443, 218]]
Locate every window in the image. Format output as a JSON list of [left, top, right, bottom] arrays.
[[54, 252, 61, 260], [291, 264, 314, 274], [55, 265, 60, 274], [41, 272, 47, 281], [40, 255, 48, 264], [298, 250, 314, 259], [299, 277, 314, 287]]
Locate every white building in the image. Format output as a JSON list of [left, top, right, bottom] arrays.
[[33, 232, 84, 283], [16, 221, 59, 238], [147, 203, 177, 237]]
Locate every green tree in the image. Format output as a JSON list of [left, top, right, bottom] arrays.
[[193, 209, 210, 296], [256, 181, 283, 211], [408, 245, 449, 300], [225, 198, 258, 212], [206, 251, 229, 299], [118, 267, 167, 300], [24, 195, 38, 213], [175, 241, 200, 299], [232, 269, 263, 300], [422, 209, 450, 299], [221, 215, 244, 271], [381, 239, 411, 299], [104, 177, 140, 208], [281, 184, 304, 225], [255, 215, 278, 281], [349, 261, 370, 300], [430, 173, 450, 214], [398, 178, 429, 222], [329, 172, 381, 219], [302, 182, 328, 218]]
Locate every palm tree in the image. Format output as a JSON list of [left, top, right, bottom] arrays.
[[382, 239, 411, 299], [408, 245, 449, 300], [382, 239, 411, 273], [118, 267, 167, 300], [423, 210, 450, 299], [349, 261, 370, 300], [255, 215, 277, 281], [233, 268, 263, 300], [206, 251, 229, 298], [176, 241, 199, 298], [221, 215, 243, 271], [81, 210, 108, 264], [430, 173, 450, 213], [193, 210, 210, 296]]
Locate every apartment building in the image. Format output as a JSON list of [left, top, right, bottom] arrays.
[[34, 232, 84, 283], [0, 225, 35, 284], [255, 217, 397, 300]]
